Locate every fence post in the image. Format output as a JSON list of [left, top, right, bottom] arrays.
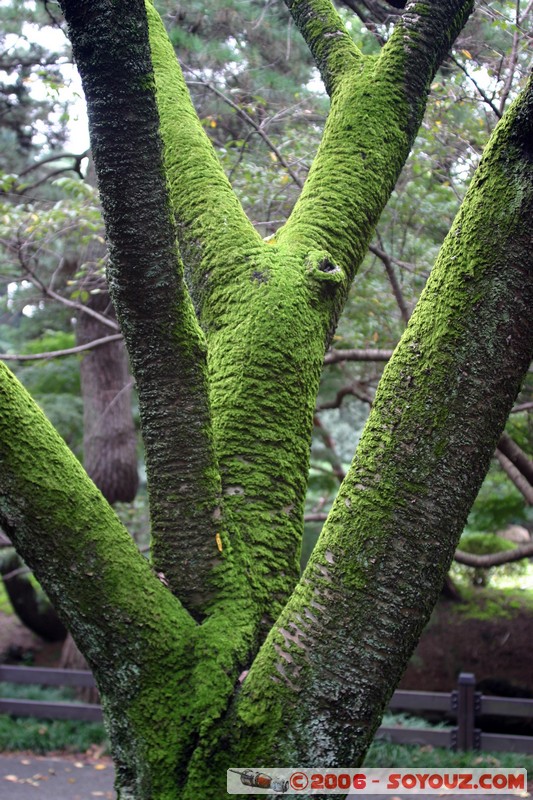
[[451, 672, 481, 751]]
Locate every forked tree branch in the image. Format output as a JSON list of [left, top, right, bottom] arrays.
[[277, 0, 475, 304], [226, 72, 533, 768]]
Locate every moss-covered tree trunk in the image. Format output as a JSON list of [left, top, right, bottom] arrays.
[[0, 1, 532, 798]]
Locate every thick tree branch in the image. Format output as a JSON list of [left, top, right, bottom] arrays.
[[220, 73, 533, 773], [60, 0, 223, 618], [303, 515, 533, 568], [146, 2, 264, 318], [283, 0, 364, 96], [277, 0, 475, 319], [0, 363, 198, 782], [455, 542, 533, 567]]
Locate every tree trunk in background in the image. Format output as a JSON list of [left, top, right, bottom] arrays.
[[0, 549, 66, 642], [76, 274, 138, 504]]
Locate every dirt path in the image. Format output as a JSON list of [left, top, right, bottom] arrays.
[[0, 753, 114, 799]]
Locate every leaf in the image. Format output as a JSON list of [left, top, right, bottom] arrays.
[[461, 49, 473, 59]]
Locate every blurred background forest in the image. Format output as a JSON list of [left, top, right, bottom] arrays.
[[0, 0, 533, 693]]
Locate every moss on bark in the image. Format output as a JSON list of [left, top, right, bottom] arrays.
[[4, 1, 530, 797]]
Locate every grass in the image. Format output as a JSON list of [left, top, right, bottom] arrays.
[[452, 581, 533, 620], [365, 737, 533, 769], [0, 683, 108, 754], [0, 715, 108, 754], [364, 712, 533, 770]]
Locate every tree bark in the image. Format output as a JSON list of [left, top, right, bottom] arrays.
[[1, 0, 531, 797]]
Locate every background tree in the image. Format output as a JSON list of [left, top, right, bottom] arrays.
[[0, 0, 532, 798]]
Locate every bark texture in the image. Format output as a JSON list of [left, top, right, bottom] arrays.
[[0, 0, 531, 798]]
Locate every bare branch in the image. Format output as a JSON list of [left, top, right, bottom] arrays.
[[283, 0, 364, 96], [498, 1, 521, 115], [316, 383, 373, 409], [497, 431, 533, 485], [511, 401, 533, 413], [22, 265, 120, 331], [2, 565, 30, 581], [371, 237, 411, 324], [185, 75, 304, 188], [313, 416, 346, 480], [324, 347, 394, 364], [449, 54, 502, 119], [18, 150, 89, 178], [454, 542, 533, 567], [0, 333, 123, 362], [495, 448, 533, 505], [368, 242, 422, 276]]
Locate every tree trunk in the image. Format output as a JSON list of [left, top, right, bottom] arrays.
[[1, 1, 532, 798], [77, 274, 138, 504]]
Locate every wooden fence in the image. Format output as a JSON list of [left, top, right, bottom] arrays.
[[1, 667, 532, 754]]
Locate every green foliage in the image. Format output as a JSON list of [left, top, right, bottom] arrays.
[[458, 531, 515, 555], [453, 584, 533, 620], [467, 465, 529, 533]]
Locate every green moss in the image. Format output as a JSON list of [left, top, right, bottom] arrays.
[[455, 585, 533, 620]]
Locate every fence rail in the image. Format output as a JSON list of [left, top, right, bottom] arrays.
[[1, 667, 532, 753]]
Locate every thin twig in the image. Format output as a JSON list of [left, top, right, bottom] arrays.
[[449, 54, 502, 119], [185, 74, 304, 188], [22, 262, 119, 331], [373, 235, 411, 324], [2, 565, 30, 581], [18, 150, 89, 178], [0, 333, 123, 362]]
